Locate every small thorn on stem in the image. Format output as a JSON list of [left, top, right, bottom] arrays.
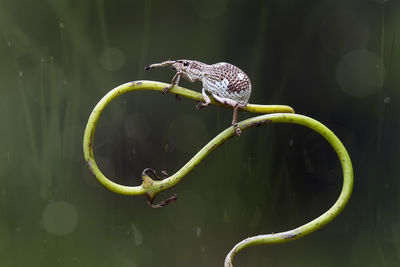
[[142, 168, 167, 180], [195, 101, 206, 110], [147, 194, 178, 208]]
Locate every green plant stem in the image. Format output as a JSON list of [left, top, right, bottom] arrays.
[[82, 80, 353, 267], [83, 80, 294, 198], [224, 114, 354, 267]]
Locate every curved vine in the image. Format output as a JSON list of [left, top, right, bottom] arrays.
[[82, 80, 353, 267]]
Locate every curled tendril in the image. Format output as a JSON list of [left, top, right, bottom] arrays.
[[83, 80, 353, 267]]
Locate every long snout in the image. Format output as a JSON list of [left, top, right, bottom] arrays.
[[144, 60, 176, 70]]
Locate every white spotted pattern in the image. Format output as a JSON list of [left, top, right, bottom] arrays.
[[150, 59, 251, 107]]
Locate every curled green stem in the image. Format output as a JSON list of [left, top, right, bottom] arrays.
[[83, 80, 294, 198], [82, 80, 353, 267], [224, 114, 353, 266]]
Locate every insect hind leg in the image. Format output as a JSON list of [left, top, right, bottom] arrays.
[[211, 94, 242, 136], [211, 94, 238, 107]]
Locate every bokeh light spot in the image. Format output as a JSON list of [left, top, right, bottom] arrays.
[[99, 47, 125, 71], [336, 49, 384, 98], [130, 222, 143, 246], [196, 226, 202, 238], [383, 96, 390, 103], [42, 201, 78, 236]]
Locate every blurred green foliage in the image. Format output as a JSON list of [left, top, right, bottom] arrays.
[[1, 0, 399, 266]]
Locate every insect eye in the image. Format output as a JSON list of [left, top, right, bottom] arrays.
[[183, 61, 189, 66]]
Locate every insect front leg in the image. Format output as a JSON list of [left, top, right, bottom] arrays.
[[163, 71, 182, 93]]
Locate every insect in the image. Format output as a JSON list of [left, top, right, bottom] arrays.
[[145, 60, 252, 136]]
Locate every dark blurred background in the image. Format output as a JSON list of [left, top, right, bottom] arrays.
[[1, 0, 399, 266]]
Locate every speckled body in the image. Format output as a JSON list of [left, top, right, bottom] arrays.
[[145, 59, 252, 136], [172, 60, 251, 107]]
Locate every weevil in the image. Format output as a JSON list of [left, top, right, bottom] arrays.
[[145, 60, 252, 136]]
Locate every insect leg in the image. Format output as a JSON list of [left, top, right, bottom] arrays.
[[211, 94, 238, 107], [210, 94, 242, 136], [232, 104, 241, 136], [201, 88, 211, 106], [196, 88, 211, 109], [163, 71, 181, 93]]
